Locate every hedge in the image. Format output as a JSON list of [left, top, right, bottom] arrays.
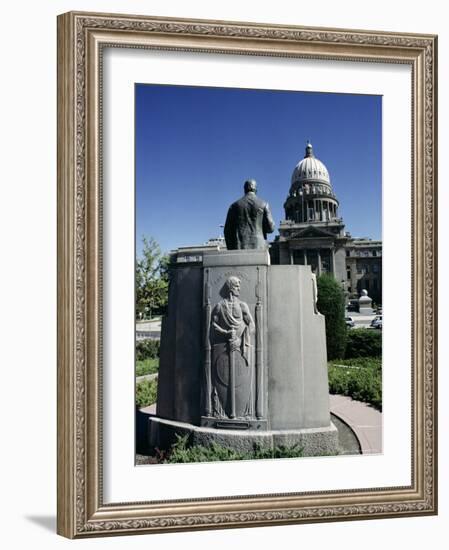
[[345, 328, 382, 358], [317, 274, 347, 360], [136, 339, 160, 361]]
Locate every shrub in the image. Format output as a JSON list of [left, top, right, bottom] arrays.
[[156, 435, 307, 463], [136, 339, 160, 361], [316, 274, 347, 360], [328, 356, 382, 410], [136, 378, 158, 408], [345, 329, 382, 358]]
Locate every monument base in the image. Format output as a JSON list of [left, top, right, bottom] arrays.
[[153, 252, 336, 459], [148, 416, 339, 457], [359, 307, 373, 315]]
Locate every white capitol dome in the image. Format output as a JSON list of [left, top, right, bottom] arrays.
[[291, 142, 330, 185]]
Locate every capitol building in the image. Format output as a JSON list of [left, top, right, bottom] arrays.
[[270, 142, 382, 305], [174, 141, 382, 305]]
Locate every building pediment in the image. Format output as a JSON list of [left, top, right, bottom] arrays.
[[289, 226, 338, 239]]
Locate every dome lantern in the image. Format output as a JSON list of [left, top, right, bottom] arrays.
[[305, 140, 314, 158]]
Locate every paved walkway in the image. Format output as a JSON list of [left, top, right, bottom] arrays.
[[141, 403, 156, 414], [136, 373, 158, 384], [329, 394, 382, 454]]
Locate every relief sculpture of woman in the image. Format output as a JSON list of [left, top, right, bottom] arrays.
[[210, 276, 255, 419]]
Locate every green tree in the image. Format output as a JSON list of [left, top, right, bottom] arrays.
[[136, 236, 169, 320], [316, 274, 347, 360]]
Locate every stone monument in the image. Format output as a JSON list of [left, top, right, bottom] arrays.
[[147, 180, 338, 456], [358, 289, 373, 314]]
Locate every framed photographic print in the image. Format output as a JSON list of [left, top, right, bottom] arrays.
[[57, 11, 437, 538]]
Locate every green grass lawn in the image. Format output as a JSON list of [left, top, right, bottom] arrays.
[[328, 356, 382, 410], [135, 356, 159, 408], [136, 378, 158, 408], [136, 357, 159, 377]]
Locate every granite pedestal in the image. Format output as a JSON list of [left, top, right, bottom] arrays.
[[149, 249, 338, 456]]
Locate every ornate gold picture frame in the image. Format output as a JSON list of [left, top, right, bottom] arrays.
[[57, 11, 437, 538]]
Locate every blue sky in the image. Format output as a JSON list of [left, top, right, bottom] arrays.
[[135, 84, 382, 256]]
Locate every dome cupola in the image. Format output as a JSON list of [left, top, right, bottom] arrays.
[[291, 141, 330, 187], [284, 141, 340, 224]]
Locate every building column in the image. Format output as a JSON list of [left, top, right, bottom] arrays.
[[331, 248, 336, 274], [303, 249, 307, 265], [289, 248, 294, 265], [317, 249, 322, 276]]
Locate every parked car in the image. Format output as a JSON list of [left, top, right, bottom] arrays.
[[345, 316, 355, 328], [347, 300, 359, 312], [370, 315, 382, 329], [374, 319, 382, 330]]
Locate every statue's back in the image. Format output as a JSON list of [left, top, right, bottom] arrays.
[[224, 189, 274, 250]]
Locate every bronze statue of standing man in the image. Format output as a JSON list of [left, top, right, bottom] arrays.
[[224, 180, 275, 250]]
